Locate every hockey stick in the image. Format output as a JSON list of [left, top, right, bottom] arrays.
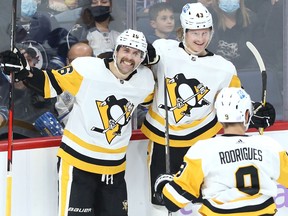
[[163, 78, 172, 216], [158, 84, 207, 111], [246, 41, 267, 135], [6, 0, 17, 215]]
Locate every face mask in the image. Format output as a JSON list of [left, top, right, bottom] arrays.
[[21, 0, 37, 18], [90, 6, 111, 22], [219, 0, 240, 14]]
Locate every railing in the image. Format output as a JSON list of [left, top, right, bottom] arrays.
[[0, 121, 287, 152]]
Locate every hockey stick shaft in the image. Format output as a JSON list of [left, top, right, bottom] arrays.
[[246, 41, 267, 135], [163, 78, 170, 174], [6, 0, 17, 215], [164, 78, 172, 216]]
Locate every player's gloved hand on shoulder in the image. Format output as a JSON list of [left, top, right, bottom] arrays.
[[142, 43, 160, 66], [154, 173, 173, 205], [249, 102, 276, 129], [1, 47, 30, 82]]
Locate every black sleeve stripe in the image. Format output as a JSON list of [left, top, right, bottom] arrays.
[[163, 196, 180, 212], [140, 99, 153, 106], [170, 181, 197, 201], [24, 67, 45, 96], [46, 70, 63, 95]]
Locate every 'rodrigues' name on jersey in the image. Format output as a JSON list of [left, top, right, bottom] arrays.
[[219, 147, 263, 164]]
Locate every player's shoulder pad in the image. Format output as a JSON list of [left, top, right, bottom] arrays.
[[153, 39, 179, 52]]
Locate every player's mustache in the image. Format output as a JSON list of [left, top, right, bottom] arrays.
[[121, 58, 135, 66]]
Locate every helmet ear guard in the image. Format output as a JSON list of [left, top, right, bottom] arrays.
[[215, 87, 253, 130]]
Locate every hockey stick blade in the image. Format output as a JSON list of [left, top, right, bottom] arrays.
[[246, 41, 267, 135], [246, 41, 266, 73]]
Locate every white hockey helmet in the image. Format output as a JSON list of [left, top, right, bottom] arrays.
[[215, 87, 253, 129], [180, 2, 213, 30], [115, 29, 147, 57]]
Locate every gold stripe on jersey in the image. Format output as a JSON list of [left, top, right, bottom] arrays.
[[44, 66, 84, 98], [200, 198, 276, 216], [43, 71, 53, 98], [277, 151, 288, 186], [148, 108, 209, 131], [174, 157, 203, 198], [143, 92, 154, 106], [163, 184, 188, 209], [57, 148, 126, 175], [64, 129, 127, 154], [59, 160, 72, 216], [52, 67, 83, 96], [163, 157, 204, 209], [141, 118, 222, 147], [229, 75, 241, 88]]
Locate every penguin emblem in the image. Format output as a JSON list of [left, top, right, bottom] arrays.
[[91, 95, 134, 143], [159, 73, 210, 123]]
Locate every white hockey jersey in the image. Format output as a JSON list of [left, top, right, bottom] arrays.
[[163, 134, 288, 215], [41, 57, 155, 174], [141, 39, 241, 147]]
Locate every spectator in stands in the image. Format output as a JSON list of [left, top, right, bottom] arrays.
[[245, 0, 279, 14], [21, 12, 52, 44], [146, 2, 177, 43], [0, 51, 57, 140], [55, 42, 94, 126], [47, 27, 79, 70], [207, 0, 258, 70], [71, 0, 121, 57], [247, 0, 283, 72]]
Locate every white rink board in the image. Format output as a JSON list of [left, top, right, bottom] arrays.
[[1, 130, 288, 216]]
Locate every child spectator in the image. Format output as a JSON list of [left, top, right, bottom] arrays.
[[147, 2, 177, 43]]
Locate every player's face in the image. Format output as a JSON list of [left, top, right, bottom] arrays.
[[151, 9, 175, 36], [115, 46, 144, 75], [185, 28, 212, 55]]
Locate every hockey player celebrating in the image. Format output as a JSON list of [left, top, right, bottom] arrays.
[[1, 29, 155, 216], [154, 87, 287, 216], [140, 2, 275, 215]]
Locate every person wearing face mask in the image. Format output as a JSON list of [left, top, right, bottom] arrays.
[[1, 29, 156, 216], [71, 0, 121, 57], [207, 0, 258, 70], [140, 2, 275, 216]]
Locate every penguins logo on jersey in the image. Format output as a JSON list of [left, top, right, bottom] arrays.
[[159, 73, 210, 123], [91, 95, 134, 144]]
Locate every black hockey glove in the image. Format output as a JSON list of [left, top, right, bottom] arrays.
[[0, 48, 30, 82], [142, 43, 160, 66], [154, 174, 173, 205], [250, 102, 276, 129]]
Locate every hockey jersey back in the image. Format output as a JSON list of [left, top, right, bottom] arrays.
[[163, 134, 288, 215]]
